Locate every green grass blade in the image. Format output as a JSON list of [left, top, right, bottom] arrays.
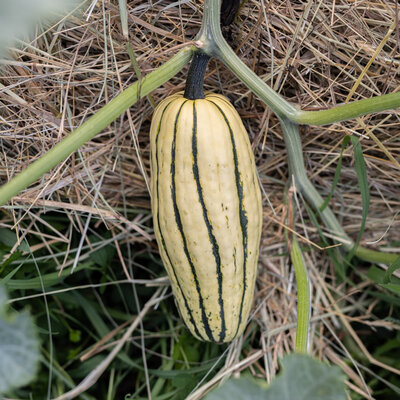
[[346, 136, 370, 262], [4, 263, 89, 290], [72, 292, 109, 338], [319, 140, 346, 212], [118, 0, 128, 39], [379, 283, 400, 296], [383, 255, 400, 283], [290, 236, 310, 353]]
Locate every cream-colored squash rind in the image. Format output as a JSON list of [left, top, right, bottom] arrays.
[[150, 92, 262, 343]]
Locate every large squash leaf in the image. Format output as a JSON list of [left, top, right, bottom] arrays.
[[0, 286, 40, 394], [205, 354, 346, 400]]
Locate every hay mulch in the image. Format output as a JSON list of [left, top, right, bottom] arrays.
[[1, 0, 400, 398]]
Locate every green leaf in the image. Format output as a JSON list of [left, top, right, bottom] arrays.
[[290, 236, 309, 353], [72, 292, 109, 337], [317, 135, 370, 265], [4, 262, 90, 290], [172, 333, 201, 364], [351, 136, 370, 228], [0, 287, 7, 313], [171, 374, 198, 400], [368, 265, 400, 285], [367, 266, 400, 299], [88, 235, 116, 268], [0, 250, 22, 275], [346, 136, 370, 262], [205, 376, 267, 400], [380, 283, 400, 296], [69, 329, 82, 343], [205, 354, 346, 400], [0, 228, 29, 252], [0, 286, 40, 394], [148, 359, 223, 379], [383, 255, 400, 283]]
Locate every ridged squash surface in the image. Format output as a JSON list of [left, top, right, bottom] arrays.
[[150, 92, 262, 342]]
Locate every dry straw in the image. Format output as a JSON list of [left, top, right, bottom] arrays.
[[1, 0, 400, 398]]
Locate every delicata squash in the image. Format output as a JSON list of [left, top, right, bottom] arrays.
[[150, 52, 262, 342]]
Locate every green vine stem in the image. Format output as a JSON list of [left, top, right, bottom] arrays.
[[290, 235, 310, 353], [280, 117, 398, 265], [296, 92, 400, 126], [198, 0, 400, 126], [280, 118, 352, 248], [0, 46, 193, 207]]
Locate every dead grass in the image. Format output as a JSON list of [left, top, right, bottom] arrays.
[[1, 0, 400, 398]]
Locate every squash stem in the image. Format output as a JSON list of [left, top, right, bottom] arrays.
[[184, 52, 211, 100]]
